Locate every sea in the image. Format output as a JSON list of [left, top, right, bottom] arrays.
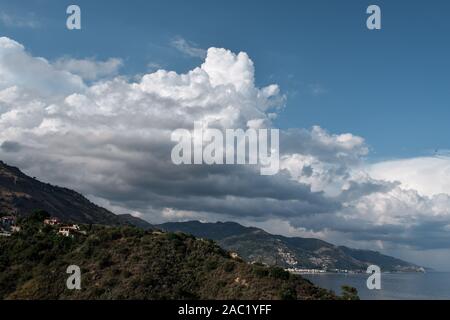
[[302, 272, 450, 300]]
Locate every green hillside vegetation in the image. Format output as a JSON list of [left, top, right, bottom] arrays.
[[0, 213, 348, 300]]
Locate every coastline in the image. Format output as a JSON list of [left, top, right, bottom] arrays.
[[302, 272, 450, 300]]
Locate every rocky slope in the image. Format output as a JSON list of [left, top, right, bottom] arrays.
[[0, 160, 151, 228]]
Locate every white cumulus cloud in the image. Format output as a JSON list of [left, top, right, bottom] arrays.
[[368, 156, 450, 197], [54, 57, 123, 81], [0, 37, 85, 96]]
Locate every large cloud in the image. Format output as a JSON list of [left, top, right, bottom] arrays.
[[0, 38, 85, 96], [0, 37, 338, 221], [1, 36, 450, 267]]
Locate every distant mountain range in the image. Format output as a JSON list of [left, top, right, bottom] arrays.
[[159, 221, 424, 272], [0, 160, 423, 273]]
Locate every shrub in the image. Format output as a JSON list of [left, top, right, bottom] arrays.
[[223, 261, 235, 272], [205, 259, 219, 271], [98, 253, 113, 269], [253, 267, 269, 278], [28, 210, 50, 222], [341, 285, 359, 300], [268, 266, 290, 280], [279, 285, 297, 300]]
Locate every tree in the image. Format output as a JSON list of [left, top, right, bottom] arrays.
[[28, 209, 51, 222], [341, 285, 359, 300]]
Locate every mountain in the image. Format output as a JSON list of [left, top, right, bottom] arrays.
[[116, 214, 154, 230], [0, 160, 151, 229], [159, 221, 424, 272], [0, 218, 340, 300]]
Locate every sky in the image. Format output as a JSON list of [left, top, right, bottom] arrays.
[[1, 0, 450, 270]]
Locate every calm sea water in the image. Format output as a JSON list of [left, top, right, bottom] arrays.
[[303, 272, 450, 300]]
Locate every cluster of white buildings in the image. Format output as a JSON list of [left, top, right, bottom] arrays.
[[286, 267, 364, 274], [1, 214, 86, 238], [44, 217, 84, 237], [1, 215, 85, 238], [286, 268, 327, 274]]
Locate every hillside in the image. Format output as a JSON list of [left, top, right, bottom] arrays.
[[159, 221, 423, 272], [0, 216, 340, 300], [0, 160, 151, 228]]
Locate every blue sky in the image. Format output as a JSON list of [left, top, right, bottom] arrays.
[[2, 0, 450, 160]]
